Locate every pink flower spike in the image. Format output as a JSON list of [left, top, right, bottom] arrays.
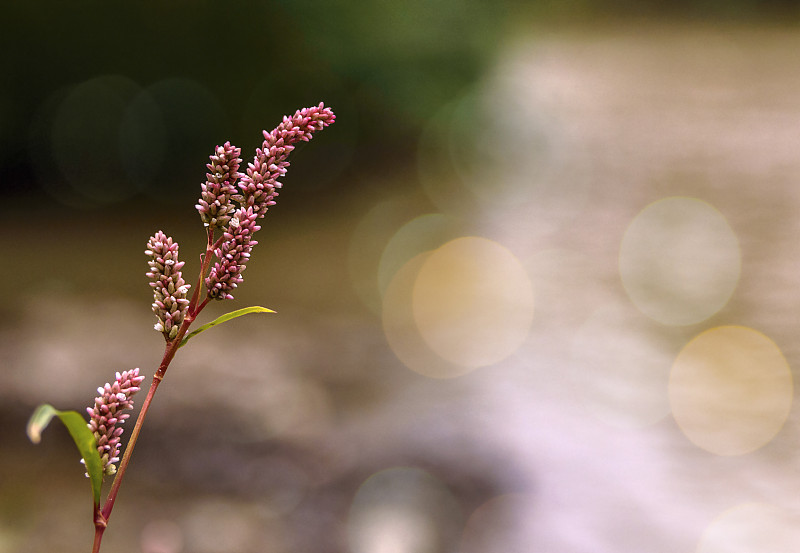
[[235, 103, 335, 219], [146, 231, 190, 341], [197, 141, 242, 230], [205, 207, 261, 301], [85, 369, 146, 477]]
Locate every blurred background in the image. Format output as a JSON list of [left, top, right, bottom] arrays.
[[6, 1, 800, 552]]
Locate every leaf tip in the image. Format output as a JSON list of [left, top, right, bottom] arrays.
[[27, 426, 42, 444], [26, 404, 54, 444]]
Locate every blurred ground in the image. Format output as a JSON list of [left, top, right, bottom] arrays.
[[7, 20, 800, 553]]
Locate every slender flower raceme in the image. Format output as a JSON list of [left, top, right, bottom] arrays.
[[206, 207, 260, 300], [26, 103, 336, 553], [196, 141, 242, 230], [145, 232, 190, 340], [85, 369, 145, 477], [205, 104, 335, 300], [235, 102, 336, 218]]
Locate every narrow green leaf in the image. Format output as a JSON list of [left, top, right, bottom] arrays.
[[27, 404, 104, 506], [179, 306, 275, 348]]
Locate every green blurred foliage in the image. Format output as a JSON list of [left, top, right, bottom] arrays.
[[0, 0, 510, 205], [523, 0, 800, 20], [3, 0, 799, 206]]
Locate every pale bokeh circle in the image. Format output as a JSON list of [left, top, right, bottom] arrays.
[[698, 503, 800, 553], [383, 253, 477, 378], [619, 197, 741, 326], [347, 198, 420, 316], [48, 75, 145, 206], [669, 325, 792, 456], [377, 213, 461, 299], [412, 237, 534, 369], [347, 467, 461, 553]]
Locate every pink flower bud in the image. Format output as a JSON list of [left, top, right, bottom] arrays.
[[146, 232, 190, 341], [197, 142, 242, 230], [235, 103, 335, 219], [85, 369, 145, 477]]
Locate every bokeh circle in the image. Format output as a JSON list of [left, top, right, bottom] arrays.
[[620, 197, 740, 326], [669, 325, 792, 456]]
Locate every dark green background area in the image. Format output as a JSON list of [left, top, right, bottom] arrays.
[[0, 0, 510, 208], [3, 0, 800, 208]]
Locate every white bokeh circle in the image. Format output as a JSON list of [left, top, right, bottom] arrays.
[[619, 197, 740, 326]]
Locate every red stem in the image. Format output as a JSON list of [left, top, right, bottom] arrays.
[[188, 228, 215, 317], [91, 320, 187, 552], [91, 227, 218, 553]]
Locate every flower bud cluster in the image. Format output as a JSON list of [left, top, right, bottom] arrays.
[[196, 141, 242, 230], [200, 103, 335, 301], [206, 207, 260, 300], [145, 231, 190, 340], [85, 369, 145, 477], [235, 102, 336, 219]]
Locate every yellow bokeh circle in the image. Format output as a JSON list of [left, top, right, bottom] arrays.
[[669, 325, 792, 456], [382, 253, 475, 379], [411, 237, 534, 369]]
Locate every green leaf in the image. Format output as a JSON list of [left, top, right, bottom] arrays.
[[179, 305, 275, 348], [27, 404, 104, 507]]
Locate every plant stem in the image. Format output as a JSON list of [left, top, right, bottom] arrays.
[[188, 228, 216, 317], [91, 231, 215, 553], [92, 523, 104, 553], [91, 317, 192, 553], [100, 344, 171, 520]]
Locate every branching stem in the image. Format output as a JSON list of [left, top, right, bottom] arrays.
[[91, 238, 214, 553]]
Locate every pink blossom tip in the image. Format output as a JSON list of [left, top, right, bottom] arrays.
[[85, 368, 146, 477]]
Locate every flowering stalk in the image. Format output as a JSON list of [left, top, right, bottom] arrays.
[[76, 104, 335, 553], [206, 207, 260, 300], [202, 103, 336, 303], [146, 232, 190, 341], [92, 330, 188, 552], [196, 141, 242, 231], [85, 369, 145, 477], [236, 103, 336, 219]]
